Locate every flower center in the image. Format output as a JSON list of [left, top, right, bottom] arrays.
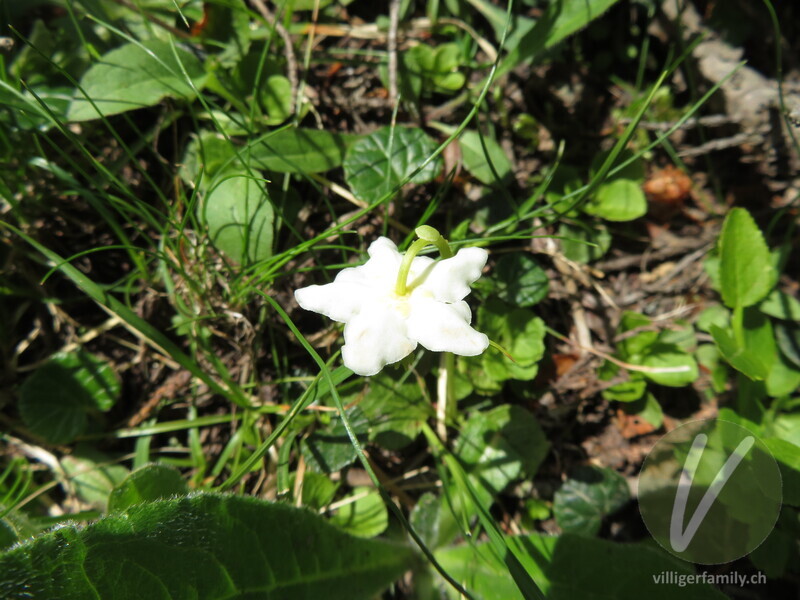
[[394, 226, 454, 296]]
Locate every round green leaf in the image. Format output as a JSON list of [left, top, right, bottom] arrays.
[[493, 253, 549, 307], [553, 466, 630, 536], [474, 298, 546, 382], [19, 351, 120, 444], [330, 487, 388, 538], [584, 178, 647, 222], [343, 126, 441, 200], [108, 465, 189, 512], [455, 405, 549, 494], [0, 494, 415, 600], [201, 174, 274, 263]]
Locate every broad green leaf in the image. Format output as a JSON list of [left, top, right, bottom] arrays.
[[434, 532, 724, 600], [67, 40, 207, 121], [0, 494, 415, 599], [330, 487, 388, 538], [19, 350, 120, 444], [493, 253, 549, 307], [201, 174, 274, 263], [250, 128, 352, 173], [458, 129, 512, 184], [640, 344, 699, 387], [760, 288, 800, 321], [553, 466, 629, 536], [61, 447, 129, 511], [718, 208, 774, 308], [710, 325, 769, 380], [343, 126, 442, 200], [455, 405, 549, 495], [584, 178, 647, 222], [108, 465, 188, 512]]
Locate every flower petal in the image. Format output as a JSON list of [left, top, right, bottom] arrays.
[[342, 304, 417, 376], [414, 247, 488, 303], [294, 280, 370, 323], [406, 298, 489, 356], [348, 236, 403, 289], [295, 237, 402, 322]]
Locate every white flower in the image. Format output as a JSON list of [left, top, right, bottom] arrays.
[[294, 237, 489, 376]]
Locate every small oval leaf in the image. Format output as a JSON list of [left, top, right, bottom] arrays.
[[719, 208, 774, 308]]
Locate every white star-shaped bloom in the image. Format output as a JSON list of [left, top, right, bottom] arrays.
[[295, 237, 489, 376]]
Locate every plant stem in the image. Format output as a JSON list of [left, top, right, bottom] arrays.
[[436, 352, 456, 439], [394, 238, 430, 295]]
